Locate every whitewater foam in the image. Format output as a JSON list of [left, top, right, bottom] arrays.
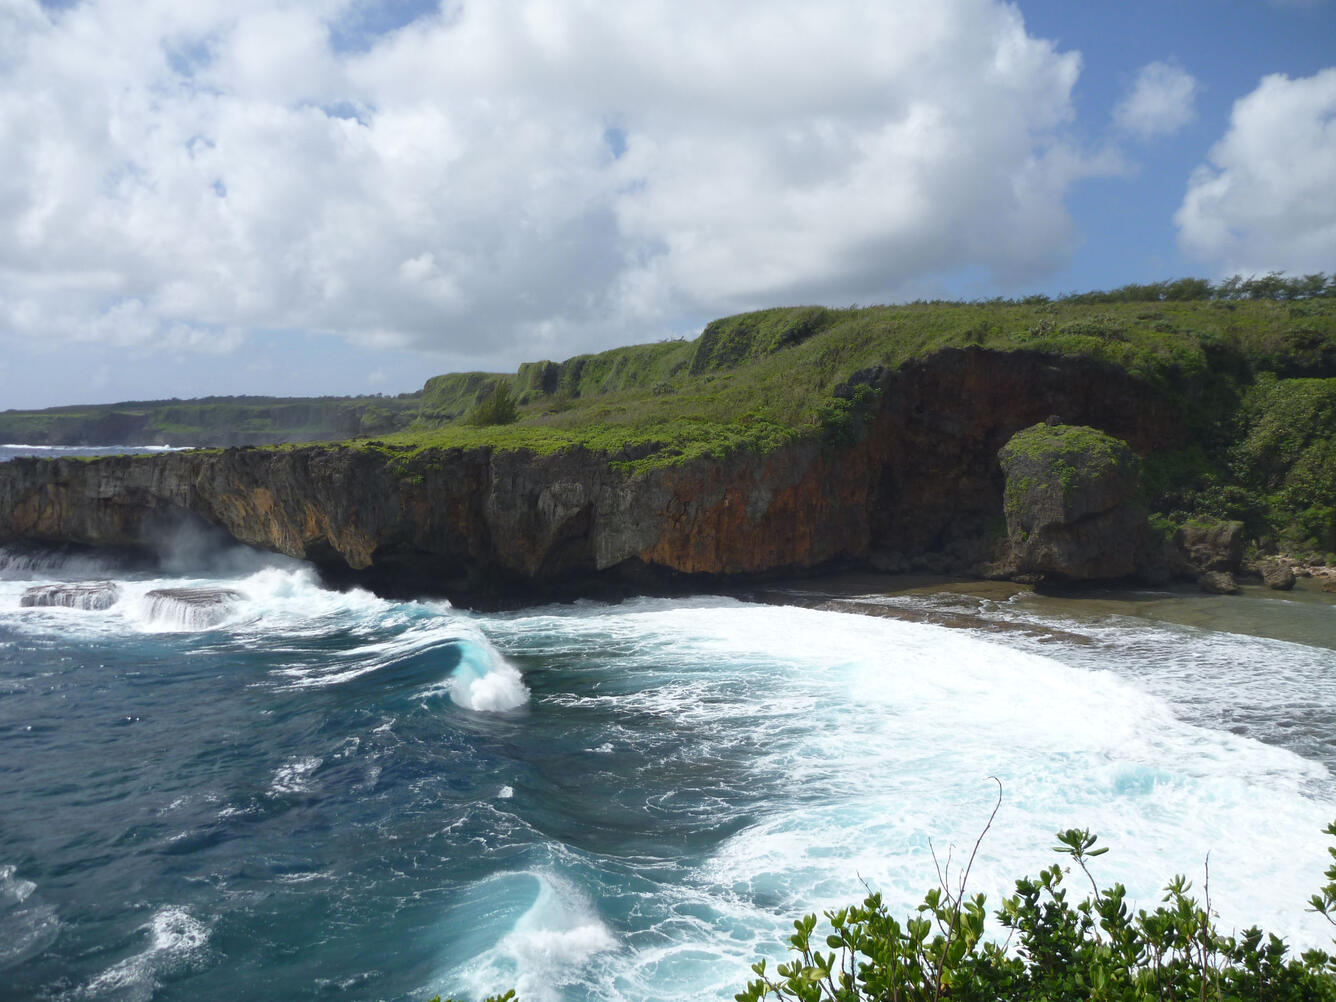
[[0, 864, 59, 970], [449, 871, 616, 1002], [270, 756, 323, 795], [447, 639, 530, 712], [0, 544, 130, 581], [6, 577, 1335, 1001], [483, 598, 1336, 953], [84, 906, 208, 1000]]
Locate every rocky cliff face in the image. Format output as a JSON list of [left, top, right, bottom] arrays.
[[998, 423, 1147, 582], [0, 349, 1185, 601]]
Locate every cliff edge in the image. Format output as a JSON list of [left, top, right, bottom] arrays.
[[0, 349, 1184, 601]]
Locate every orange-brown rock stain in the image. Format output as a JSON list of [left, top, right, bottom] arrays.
[[640, 440, 877, 574]]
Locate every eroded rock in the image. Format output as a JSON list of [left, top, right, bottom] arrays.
[[998, 423, 1146, 582], [1260, 558, 1296, 590], [1175, 519, 1244, 573], [0, 349, 1189, 602], [1198, 570, 1240, 595], [20, 581, 121, 610], [143, 588, 244, 628]]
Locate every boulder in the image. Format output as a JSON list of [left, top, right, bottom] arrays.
[[20, 581, 122, 610], [143, 588, 244, 628], [998, 423, 1146, 582], [1198, 570, 1239, 595], [1260, 558, 1296, 591], [1175, 519, 1244, 573]]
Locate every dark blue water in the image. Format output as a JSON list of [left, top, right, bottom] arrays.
[[2, 543, 1336, 1001]]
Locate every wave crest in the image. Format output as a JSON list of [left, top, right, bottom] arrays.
[[449, 640, 530, 712]]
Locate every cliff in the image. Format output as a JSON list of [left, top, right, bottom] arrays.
[[0, 349, 1184, 602], [0, 394, 420, 448]]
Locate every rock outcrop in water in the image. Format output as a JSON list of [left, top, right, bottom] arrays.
[[997, 423, 1147, 583], [0, 349, 1191, 601], [143, 588, 244, 628], [20, 581, 122, 610]]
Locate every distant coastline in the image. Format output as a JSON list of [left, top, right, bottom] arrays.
[[0, 443, 191, 461]]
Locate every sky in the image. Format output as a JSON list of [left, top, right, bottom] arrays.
[[1, 0, 1333, 410]]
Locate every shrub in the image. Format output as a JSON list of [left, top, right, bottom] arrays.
[[428, 801, 1336, 1002], [465, 382, 519, 427], [739, 805, 1336, 1002]]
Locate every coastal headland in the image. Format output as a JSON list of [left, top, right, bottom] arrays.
[[2, 287, 1334, 603]]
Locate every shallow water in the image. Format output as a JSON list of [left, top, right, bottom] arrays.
[[1, 547, 1335, 1001]]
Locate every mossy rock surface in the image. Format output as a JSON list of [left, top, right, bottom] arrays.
[[998, 423, 1147, 581]]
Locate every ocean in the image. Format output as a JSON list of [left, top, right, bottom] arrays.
[[2, 447, 1335, 1001]]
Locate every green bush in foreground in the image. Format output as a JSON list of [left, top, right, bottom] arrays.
[[430, 803, 1336, 1002], [738, 820, 1336, 1002]]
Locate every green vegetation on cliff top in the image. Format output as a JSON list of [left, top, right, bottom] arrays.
[[380, 296, 1332, 451], [6, 275, 1336, 549], [344, 279, 1335, 550]]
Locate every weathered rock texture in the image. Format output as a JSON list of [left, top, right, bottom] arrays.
[[1260, 558, 1297, 590], [143, 588, 244, 628], [998, 423, 1147, 582], [1197, 570, 1240, 595], [20, 581, 121, 610], [1175, 520, 1245, 573], [0, 349, 1186, 601]]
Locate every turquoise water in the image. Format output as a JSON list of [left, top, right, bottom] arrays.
[[2, 531, 1336, 999]]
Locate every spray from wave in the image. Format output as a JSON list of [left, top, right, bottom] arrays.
[[0, 865, 59, 971], [0, 543, 142, 581], [446, 871, 616, 1002], [83, 906, 209, 1001], [448, 639, 530, 712], [137, 588, 244, 630]]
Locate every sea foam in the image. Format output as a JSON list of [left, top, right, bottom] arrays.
[[0, 864, 59, 971], [448, 639, 530, 712], [448, 871, 616, 1002], [84, 906, 208, 1001]]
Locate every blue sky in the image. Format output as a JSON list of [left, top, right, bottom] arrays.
[[1, 0, 1333, 410], [1017, 0, 1336, 298]]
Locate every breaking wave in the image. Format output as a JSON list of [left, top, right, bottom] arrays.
[[0, 865, 59, 971], [445, 871, 616, 1002], [83, 907, 208, 1001], [447, 640, 530, 712]]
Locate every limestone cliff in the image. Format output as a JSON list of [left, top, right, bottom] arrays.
[[998, 423, 1147, 582], [0, 349, 1184, 601]]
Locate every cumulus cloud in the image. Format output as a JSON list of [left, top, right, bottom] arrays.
[[1176, 67, 1336, 276], [0, 0, 1104, 365], [1113, 61, 1198, 139]]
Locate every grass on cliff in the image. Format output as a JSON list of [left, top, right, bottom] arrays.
[[358, 294, 1335, 484], [353, 285, 1336, 549], [10, 275, 1334, 547]]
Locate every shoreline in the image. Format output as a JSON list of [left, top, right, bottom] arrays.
[[733, 569, 1336, 652]]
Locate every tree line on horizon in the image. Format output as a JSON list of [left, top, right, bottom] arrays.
[[941, 272, 1336, 308]]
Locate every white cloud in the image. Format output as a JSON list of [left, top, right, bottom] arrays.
[[1114, 61, 1198, 139], [0, 0, 1106, 366], [1176, 68, 1336, 276]]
